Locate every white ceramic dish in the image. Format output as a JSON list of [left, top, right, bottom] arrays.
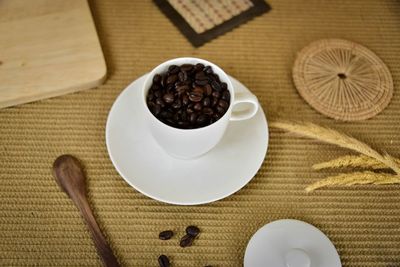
[[105, 74, 268, 205], [244, 219, 342, 267]]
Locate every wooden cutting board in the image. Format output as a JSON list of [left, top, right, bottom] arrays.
[[0, 0, 106, 109]]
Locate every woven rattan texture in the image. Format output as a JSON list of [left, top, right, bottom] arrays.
[[1, 0, 400, 266], [167, 0, 254, 33], [293, 39, 393, 121]]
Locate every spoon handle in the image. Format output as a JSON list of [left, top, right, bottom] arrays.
[[74, 194, 120, 267]]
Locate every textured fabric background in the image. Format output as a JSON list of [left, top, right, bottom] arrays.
[[1, 0, 400, 266]]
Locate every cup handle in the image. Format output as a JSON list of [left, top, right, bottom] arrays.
[[230, 92, 259, 121]]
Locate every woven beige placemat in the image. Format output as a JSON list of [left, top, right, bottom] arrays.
[[293, 39, 393, 121], [1, 0, 400, 266]]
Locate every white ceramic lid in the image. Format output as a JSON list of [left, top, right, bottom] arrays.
[[244, 219, 341, 267]]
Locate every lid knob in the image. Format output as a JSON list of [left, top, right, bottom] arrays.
[[285, 248, 311, 267]]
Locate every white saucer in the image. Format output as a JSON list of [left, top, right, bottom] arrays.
[[105, 74, 269, 205], [244, 219, 342, 267]]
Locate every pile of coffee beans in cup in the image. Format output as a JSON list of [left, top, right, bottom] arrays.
[[146, 63, 231, 129]]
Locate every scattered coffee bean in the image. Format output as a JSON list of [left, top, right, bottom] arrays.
[[146, 63, 231, 129], [159, 230, 174, 240], [186, 225, 200, 237], [158, 254, 170, 267], [180, 234, 194, 248]]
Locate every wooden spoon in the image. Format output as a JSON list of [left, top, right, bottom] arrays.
[[53, 155, 120, 267]]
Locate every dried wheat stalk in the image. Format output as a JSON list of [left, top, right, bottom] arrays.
[[270, 121, 400, 174], [312, 155, 400, 170], [306, 171, 400, 192]]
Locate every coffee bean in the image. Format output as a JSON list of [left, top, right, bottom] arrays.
[[204, 66, 213, 74], [213, 73, 221, 82], [178, 71, 187, 82], [221, 82, 227, 90], [147, 93, 155, 102], [161, 74, 167, 87], [180, 234, 194, 248], [159, 230, 174, 240], [160, 111, 173, 119], [156, 97, 165, 107], [166, 74, 178, 85], [189, 91, 203, 102], [212, 91, 220, 99], [154, 90, 162, 98], [203, 97, 211, 107], [213, 113, 221, 120], [195, 79, 209, 86], [158, 255, 170, 267], [222, 90, 230, 102], [181, 111, 188, 121], [180, 64, 194, 72], [197, 114, 208, 125], [218, 99, 229, 109], [152, 104, 161, 116], [182, 95, 189, 106], [194, 63, 204, 72], [187, 107, 194, 114], [203, 84, 212, 96], [193, 86, 204, 95], [168, 65, 180, 74], [186, 225, 200, 237], [172, 99, 182, 109], [203, 107, 213, 116], [163, 93, 174, 104], [194, 102, 202, 111], [177, 121, 190, 128], [211, 97, 219, 107], [211, 80, 221, 91], [153, 74, 162, 84], [189, 113, 197, 124], [173, 113, 180, 122], [216, 106, 225, 114], [195, 71, 208, 81], [176, 85, 189, 95]]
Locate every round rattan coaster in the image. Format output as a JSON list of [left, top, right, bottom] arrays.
[[293, 39, 393, 121]]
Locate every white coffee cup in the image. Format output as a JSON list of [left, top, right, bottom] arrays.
[[142, 57, 259, 159]]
